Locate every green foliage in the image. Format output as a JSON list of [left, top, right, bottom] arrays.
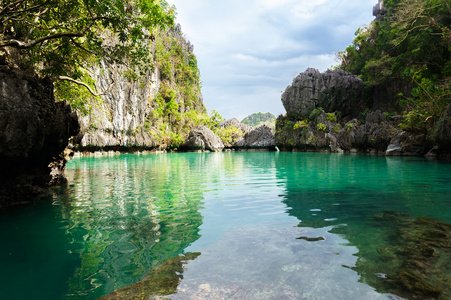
[[309, 108, 323, 121], [214, 126, 244, 145], [1, 0, 175, 109], [140, 25, 205, 149], [317, 123, 327, 132], [293, 120, 309, 130], [54, 74, 101, 115], [242, 112, 276, 127], [338, 0, 451, 134], [208, 110, 225, 130], [326, 113, 337, 122]]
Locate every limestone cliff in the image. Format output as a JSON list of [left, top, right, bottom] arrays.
[[75, 25, 205, 151], [275, 68, 448, 156], [281, 68, 366, 120], [0, 66, 79, 207]]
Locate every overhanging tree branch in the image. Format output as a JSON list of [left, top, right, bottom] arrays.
[[58, 76, 115, 97], [0, 32, 84, 48], [0, 17, 105, 49], [0, 0, 26, 17]]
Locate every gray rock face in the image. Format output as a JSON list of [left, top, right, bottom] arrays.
[[183, 126, 224, 152], [221, 118, 252, 134], [373, 0, 387, 21], [0, 67, 79, 205], [276, 110, 403, 153], [77, 25, 204, 151], [78, 61, 161, 150], [281, 68, 365, 120], [236, 125, 275, 149], [386, 132, 427, 156]]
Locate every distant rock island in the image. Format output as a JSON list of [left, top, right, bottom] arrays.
[[242, 112, 276, 129]]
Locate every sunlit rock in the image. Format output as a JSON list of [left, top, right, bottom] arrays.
[[183, 126, 224, 152], [281, 68, 365, 120], [235, 125, 275, 149]]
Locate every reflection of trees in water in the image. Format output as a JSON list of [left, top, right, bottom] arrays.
[[275, 153, 451, 299], [84, 151, 280, 299], [61, 154, 209, 298]]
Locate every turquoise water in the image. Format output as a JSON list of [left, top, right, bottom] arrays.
[[0, 152, 450, 299]]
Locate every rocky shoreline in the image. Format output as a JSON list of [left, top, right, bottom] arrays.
[[275, 68, 451, 159]]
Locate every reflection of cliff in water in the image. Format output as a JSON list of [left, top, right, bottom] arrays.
[[60, 154, 207, 299], [275, 153, 451, 299]]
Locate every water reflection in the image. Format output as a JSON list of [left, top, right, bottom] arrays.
[[61, 154, 206, 298], [62, 152, 282, 298], [44, 152, 451, 299], [275, 152, 451, 299]]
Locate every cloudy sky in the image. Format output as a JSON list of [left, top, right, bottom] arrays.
[[167, 0, 377, 120]]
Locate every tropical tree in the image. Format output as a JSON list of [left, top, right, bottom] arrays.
[[0, 0, 175, 96], [339, 0, 451, 135]]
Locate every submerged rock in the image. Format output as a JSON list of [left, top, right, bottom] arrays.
[[100, 253, 201, 300], [353, 212, 451, 300]]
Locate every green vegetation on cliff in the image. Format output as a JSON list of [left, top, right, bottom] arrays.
[[242, 112, 276, 128], [0, 0, 226, 151], [144, 26, 206, 149], [338, 0, 450, 138]]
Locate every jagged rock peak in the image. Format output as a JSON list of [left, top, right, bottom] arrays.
[[281, 68, 365, 120], [169, 23, 194, 53], [373, 0, 387, 21], [221, 118, 253, 134]]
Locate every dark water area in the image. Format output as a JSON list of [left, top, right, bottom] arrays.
[[0, 152, 450, 299]]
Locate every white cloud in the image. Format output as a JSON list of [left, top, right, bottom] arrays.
[[168, 0, 376, 119]]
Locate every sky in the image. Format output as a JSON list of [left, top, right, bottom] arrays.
[[167, 0, 377, 120]]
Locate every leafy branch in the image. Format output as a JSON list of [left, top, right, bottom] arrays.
[[0, 0, 175, 110]]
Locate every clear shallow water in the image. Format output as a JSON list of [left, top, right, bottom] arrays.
[[0, 152, 450, 299]]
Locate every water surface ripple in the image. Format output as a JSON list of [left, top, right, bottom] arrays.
[[0, 152, 450, 299]]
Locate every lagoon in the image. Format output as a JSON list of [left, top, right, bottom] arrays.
[[1, 152, 450, 299]]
